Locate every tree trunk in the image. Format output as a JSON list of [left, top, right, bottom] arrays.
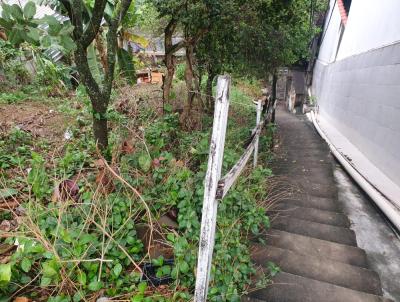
[[163, 52, 175, 103], [95, 33, 108, 73], [163, 19, 177, 104], [62, 0, 132, 153], [205, 68, 216, 113], [93, 114, 108, 150], [182, 43, 196, 121]]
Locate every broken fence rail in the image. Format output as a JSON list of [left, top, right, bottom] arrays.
[[194, 75, 275, 302]]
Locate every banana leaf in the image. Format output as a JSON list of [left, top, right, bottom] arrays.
[[117, 48, 136, 84]]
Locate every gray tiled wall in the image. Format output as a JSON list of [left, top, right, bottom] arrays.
[[312, 42, 400, 186]]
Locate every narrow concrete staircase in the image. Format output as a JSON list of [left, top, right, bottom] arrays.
[[243, 106, 392, 302]]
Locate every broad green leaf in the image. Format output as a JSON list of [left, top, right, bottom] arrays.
[[10, 4, 23, 20], [27, 27, 40, 43], [79, 234, 95, 245], [59, 35, 76, 54], [138, 281, 147, 294], [73, 291, 84, 302], [122, 31, 149, 48], [113, 263, 122, 277], [21, 258, 32, 273], [151, 255, 163, 267], [179, 261, 189, 273], [41, 15, 59, 27], [117, 48, 136, 84], [23, 1, 36, 19], [88, 280, 103, 291], [42, 261, 58, 277], [0, 18, 13, 29], [20, 275, 31, 284], [0, 263, 11, 283], [40, 35, 52, 47], [1, 3, 12, 19], [40, 276, 52, 286], [138, 153, 151, 172], [77, 270, 86, 285], [87, 44, 102, 84], [8, 30, 24, 46], [131, 294, 143, 302], [48, 22, 62, 36], [161, 265, 171, 275], [0, 188, 18, 199]]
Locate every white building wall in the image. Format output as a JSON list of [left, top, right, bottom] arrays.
[[317, 0, 342, 64], [312, 0, 400, 188], [337, 0, 400, 59]]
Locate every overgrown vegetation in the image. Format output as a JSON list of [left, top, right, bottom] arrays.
[[0, 75, 275, 301], [0, 0, 325, 300]]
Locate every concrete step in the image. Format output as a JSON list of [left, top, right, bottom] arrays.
[[270, 153, 332, 162], [279, 196, 342, 212], [269, 182, 337, 199], [293, 178, 338, 193], [272, 167, 333, 179], [275, 151, 332, 159], [269, 176, 337, 191], [271, 165, 333, 176], [271, 217, 357, 246], [261, 229, 368, 267], [280, 145, 330, 152], [245, 272, 392, 302], [270, 157, 332, 168], [269, 202, 350, 227], [251, 245, 382, 295]]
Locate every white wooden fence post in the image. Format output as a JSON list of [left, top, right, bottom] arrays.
[[253, 100, 262, 168], [194, 75, 231, 302]]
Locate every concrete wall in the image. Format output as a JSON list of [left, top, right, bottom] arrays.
[[312, 0, 400, 187], [317, 0, 343, 64], [337, 0, 400, 60]]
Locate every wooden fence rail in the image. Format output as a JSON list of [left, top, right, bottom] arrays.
[[194, 75, 275, 302]]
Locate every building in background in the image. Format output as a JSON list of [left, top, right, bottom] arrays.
[[310, 0, 400, 228]]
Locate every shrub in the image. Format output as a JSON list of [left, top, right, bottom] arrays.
[[175, 63, 186, 81]]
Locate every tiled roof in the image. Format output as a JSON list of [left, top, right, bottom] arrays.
[[337, 0, 348, 25]]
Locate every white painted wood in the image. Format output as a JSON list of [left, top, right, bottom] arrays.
[[253, 100, 262, 168], [194, 75, 231, 302]]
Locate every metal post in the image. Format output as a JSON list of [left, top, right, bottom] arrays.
[[253, 100, 262, 168], [194, 75, 231, 302]]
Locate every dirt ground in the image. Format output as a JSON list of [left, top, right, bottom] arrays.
[[0, 101, 68, 141]]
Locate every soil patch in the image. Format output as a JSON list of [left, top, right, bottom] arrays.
[[0, 101, 68, 141]]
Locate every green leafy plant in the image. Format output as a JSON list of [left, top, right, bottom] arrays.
[[27, 152, 50, 199], [0, 1, 75, 52], [175, 63, 186, 81]]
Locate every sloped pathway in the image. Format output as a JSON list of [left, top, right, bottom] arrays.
[[244, 105, 393, 302]]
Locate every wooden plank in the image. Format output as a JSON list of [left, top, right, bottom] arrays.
[[253, 100, 262, 168], [217, 119, 264, 199], [194, 75, 231, 302], [217, 102, 275, 199]]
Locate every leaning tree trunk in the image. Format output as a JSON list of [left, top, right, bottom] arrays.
[[163, 19, 178, 104], [182, 43, 197, 123], [163, 52, 176, 103], [205, 67, 216, 113]]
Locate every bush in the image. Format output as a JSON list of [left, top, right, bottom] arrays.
[[175, 63, 186, 81]]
